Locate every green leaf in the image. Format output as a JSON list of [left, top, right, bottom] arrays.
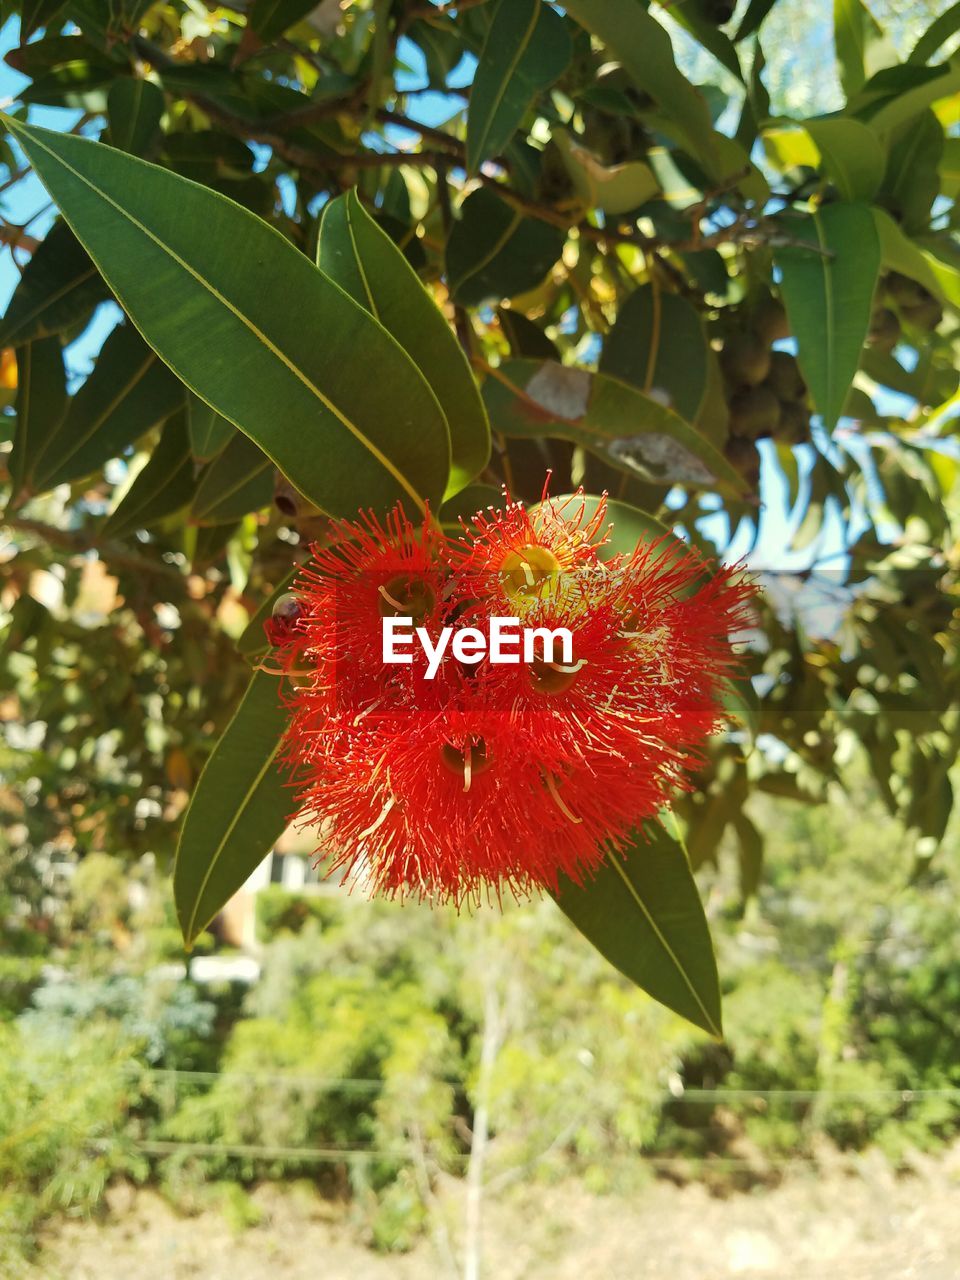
[[5, 33, 112, 79], [3, 116, 452, 519], [915, 240, 960, 309], [20, 61, 113, 111], [762, 124, 820, 173], [32, 321, 185, 491], [466, 0, 571, 172], [661, 0, 744, 82], [8, 337, 68, 500], [107, 77, 165, 156], [482, 359, 748, 496], [735, 0, 778, 42], [855, 59, 960, 133], [908, 0, 960, 65], [881, 110, 942, 232], [174, 669, 290, 947], [833, 0, 898, 100], [802, 117, 886, 202], [318, 191, 489, 498], [721, 670, 761, 748], [600, 285, 708, 423], [191, 432, 274, 525], [872, 207, 946, 301], [939, 135, 960, 198], [552, 820, 722, 1036], [19, 0, 67, 42], [446, 187, 565, 307], [733, 812, 764, 899], [437, 482, 502, 528], [103, 409, 196, 538], [187, 389, 234, 462], [248, 0, 318, 42], [736, 36, 771, 151], [775, 202, 880, 429], [553, 128, 660, 215], [497, 306, 559, 360], [562, 0, 749, 185], [0, 219, 108, 348]]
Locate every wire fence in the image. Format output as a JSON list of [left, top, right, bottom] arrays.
[[112, 1068, 960, 1169]]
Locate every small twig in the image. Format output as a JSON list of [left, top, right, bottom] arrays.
[[376, 108, 464, 154], [0, 166, 31, 197], [401, 0, 492, 29], [436, 158, 475, 358]]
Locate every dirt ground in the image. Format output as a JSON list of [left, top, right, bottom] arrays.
[[34, 1146, 960, 1280]]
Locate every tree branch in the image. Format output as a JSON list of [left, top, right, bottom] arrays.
[[3, 516, 187, 583], [401, 0, 492, 30]]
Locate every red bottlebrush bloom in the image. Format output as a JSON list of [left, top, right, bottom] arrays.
[[270, 504, 448, 713], [448, 483, 611, 612], [266, 489, 757, 906]]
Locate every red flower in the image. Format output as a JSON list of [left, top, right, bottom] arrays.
[[448, 484, 611, 613], [264, 488, 756, 905]]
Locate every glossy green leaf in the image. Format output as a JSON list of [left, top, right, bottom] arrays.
[[600, 285, 708, 423], [187, 389, 234, 463], [191, 432, 274, 525], [107, 77, 165, 156], [0, 219, 108, 348], [833, 0, 898, 100], [552, 820, 722, 1036], [103, 410, 196, 538], [802, 117, 886, 202], [174, 669, 290, 947], [908, 0, 960, 65], [447, 187, 565, 307], [775, 202, 880, 429], [562, 0, 748, 185], [466, 0, 571, 172], [3, 116, 451, 519], [318, 190, 489, 498], [553, 128, 660, 215], [8, 337, 68, 500], [32, 321, 185, 491], [483, 359, 748, 496]]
